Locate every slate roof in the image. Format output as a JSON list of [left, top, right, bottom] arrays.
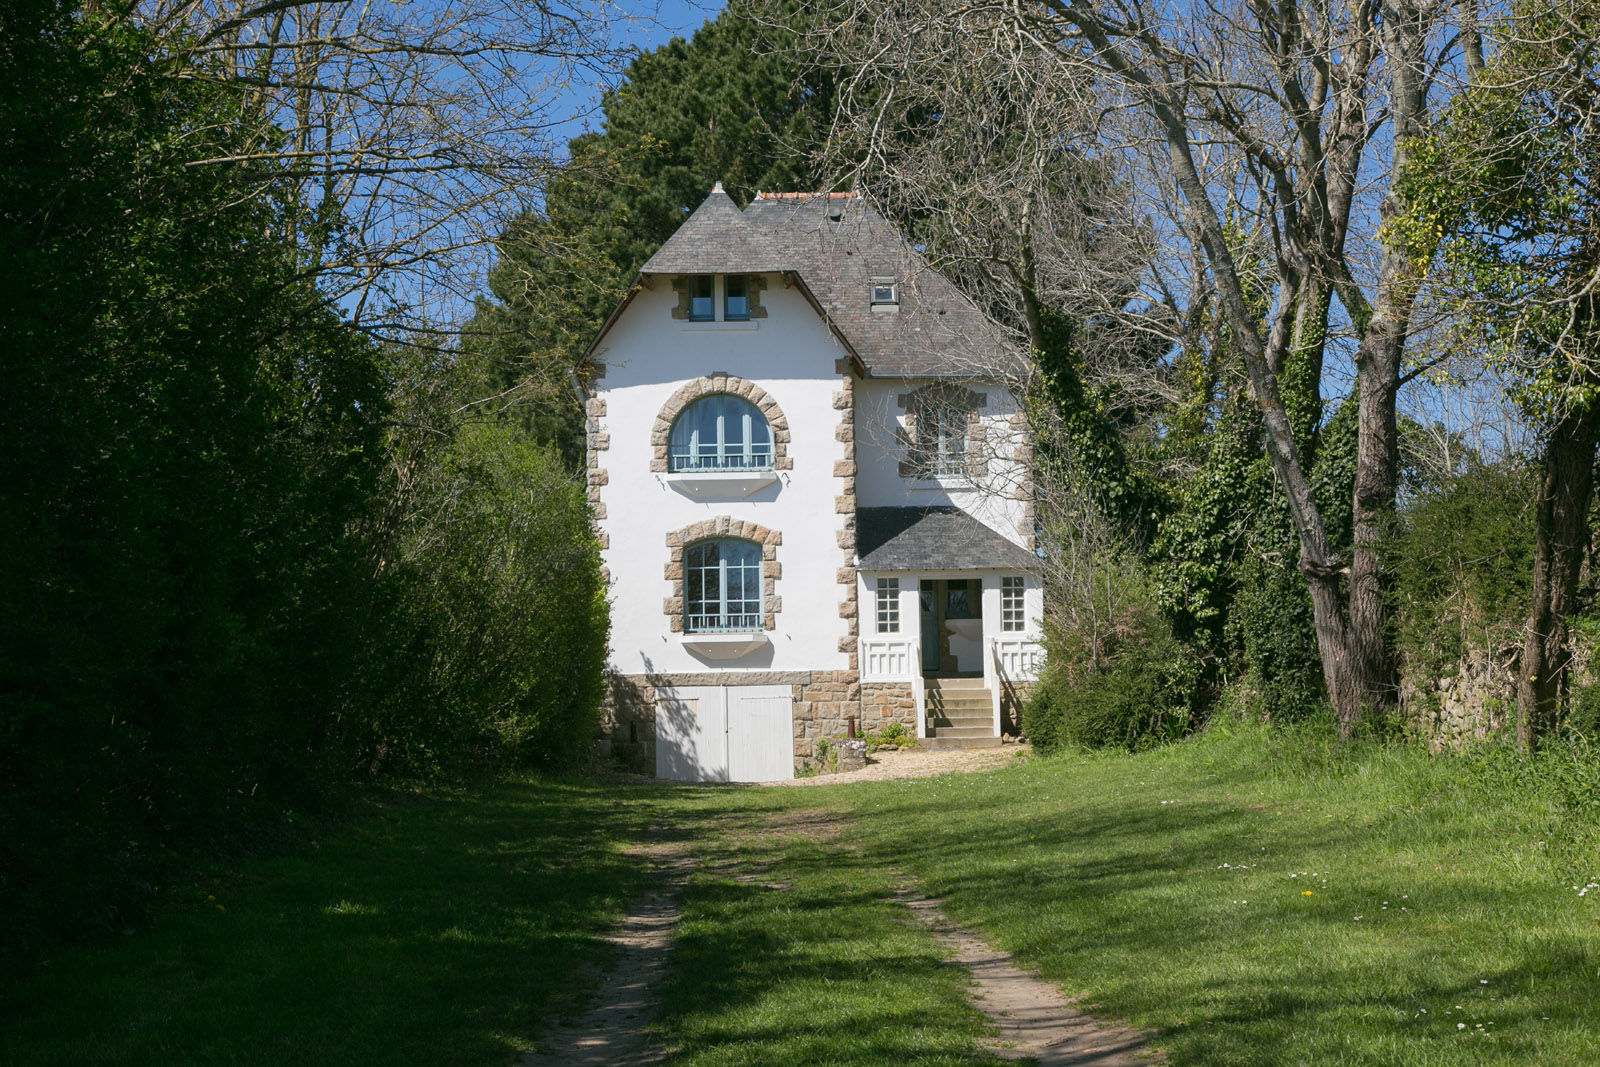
[[857, 507, 1038, 572], [631, 188, 1025, 379]]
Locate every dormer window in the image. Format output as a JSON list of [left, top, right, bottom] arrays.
[[871, 277, 898, 306], [673, 274, 766, 323], [688, 275, 714, 321], [725, 275, 750, 320]]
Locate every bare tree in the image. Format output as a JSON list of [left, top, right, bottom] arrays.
[[812, 0, 1477, 734], [123, 0, 640, 333], [812, 0, 1141, 348]]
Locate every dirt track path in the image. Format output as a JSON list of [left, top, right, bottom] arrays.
[[519, 835, 690, 1066], [527, 757, 1159, 1064], [900, 892, 1160, 1065]]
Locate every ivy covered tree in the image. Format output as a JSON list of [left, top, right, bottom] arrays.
[[1398, 0, 1600, 751]]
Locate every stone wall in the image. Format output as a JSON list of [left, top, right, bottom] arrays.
[[791, 670, 861, 764], [834, 381, 860, 673], [1400, 645, 1519, 752], [599, 671, 657, 771], [861, 682, 916, 730]]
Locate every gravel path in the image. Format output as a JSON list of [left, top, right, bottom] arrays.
[[519, 834, 690, 1066], [524, 771, 1162, 1066], [762, 742, 1030, 786]]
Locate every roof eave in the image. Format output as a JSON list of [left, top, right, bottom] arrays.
[[782, 271, 868, 378]]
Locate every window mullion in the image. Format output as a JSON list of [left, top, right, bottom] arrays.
[[718, 555, 729, 629]]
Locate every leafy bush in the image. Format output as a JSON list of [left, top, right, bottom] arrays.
[[864, 721, 916, 753], [372, 420, 608, 773], [1027, 568, 1202, 752], [1227, 551, 1325, 720]]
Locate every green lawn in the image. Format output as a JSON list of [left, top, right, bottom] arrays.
[[6, 725, 1599, 1065], [652, 802, 1004, 1065], [0, 779, 661, 1066], [789, 725, 1600, 1065]]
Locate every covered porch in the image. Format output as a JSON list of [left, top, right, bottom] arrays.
[[854, 507, 1044, 745]]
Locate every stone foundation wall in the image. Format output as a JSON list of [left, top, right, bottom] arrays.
[[791, 670, 861, 765], [861, 682, 916, 731], [599, 671, 658, 772]]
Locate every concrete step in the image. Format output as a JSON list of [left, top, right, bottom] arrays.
[[928, 710, 994, 725], [926, 677, 987, 690], [934, 716, 992, 735], [930, 724, 998, 739], [927, 697, 992, 712], [922, 735, 1003, 750]]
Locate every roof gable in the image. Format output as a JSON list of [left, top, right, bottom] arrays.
[[607, 187, 1026, 380]]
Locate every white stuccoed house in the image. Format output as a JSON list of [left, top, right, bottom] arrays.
[[583, 185, 1045, 782]]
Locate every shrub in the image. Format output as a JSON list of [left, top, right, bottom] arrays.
[[371, 420, 608, 773], [1027, 575, 1202, 752], [864, 721, 916, 753]]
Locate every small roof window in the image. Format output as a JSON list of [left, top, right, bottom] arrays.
[[871, 277, 898, 307]]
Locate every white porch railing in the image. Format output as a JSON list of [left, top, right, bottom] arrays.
[[992, 637, 1044, 682], [860, 637, 916, 682]]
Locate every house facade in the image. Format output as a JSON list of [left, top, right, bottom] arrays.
[[585, 186, 1044, 782]]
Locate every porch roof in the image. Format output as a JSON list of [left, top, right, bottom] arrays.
[[857, 506, 1037, 572]]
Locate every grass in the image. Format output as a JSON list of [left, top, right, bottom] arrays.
[[0, 778, 659, 1066], [787, 723, 1600, 1065], [651, 800, 1004, 1065], [6, 723, 1599, 1065]]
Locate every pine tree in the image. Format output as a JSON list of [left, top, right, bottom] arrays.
[[462, 1, 835, 462]]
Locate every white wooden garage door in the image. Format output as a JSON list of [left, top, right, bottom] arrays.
[[656, 685, 793, 783]]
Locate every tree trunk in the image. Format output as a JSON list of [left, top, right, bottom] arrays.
[[1516, 401, 1600, 752], [1346, 295, 1403, 725], [1339, 0, 1430, 730]]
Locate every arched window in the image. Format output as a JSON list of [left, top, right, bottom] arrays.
[[668, 394, 773, 472], [684, 539, 763, 632]]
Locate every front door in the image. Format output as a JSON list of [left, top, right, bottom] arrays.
[[920, 579, 982, 676]]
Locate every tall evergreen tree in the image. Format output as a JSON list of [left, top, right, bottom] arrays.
[[463, 0, 835, 462]]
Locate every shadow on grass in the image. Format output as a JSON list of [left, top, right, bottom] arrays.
[[1, 778, 662, 1067], [815, 752, 1600, 1065], [654, 801, 1006, 1067]]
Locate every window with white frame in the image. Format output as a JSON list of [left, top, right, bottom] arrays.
[[724, 274, 750, 320], [684, 539, 763, 632], [870, 276, 898, 306], [667, 394, 774, 472], [875, 577, 900, 633], [1001, 576, 1025, 632]]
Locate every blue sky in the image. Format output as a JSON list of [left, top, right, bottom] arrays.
[[553, 1, 724, 144]]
